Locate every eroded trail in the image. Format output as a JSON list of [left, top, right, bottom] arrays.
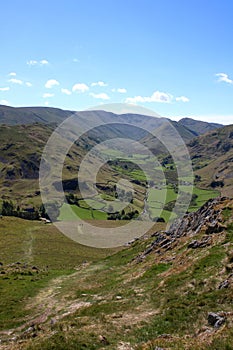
[[22, 227, 35, 264], [0, 263, 96, 347]]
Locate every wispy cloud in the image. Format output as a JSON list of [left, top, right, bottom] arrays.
[[0, 87, 10, 91], [90, 92, 110, 100], [8, 72, 16, 76], [91, 81, 108, 87], [175, 96, 189, 102], [216, 73, 233, 84], [40, 59, 49, 65], [0, 99, 9, 105], [8, 78, 23, 85], [27, 59, 49, 66], [45, 79, 60, 89], [72, 83, 89, 93], [61, 88, 72, 95], [43, 93, 54, 98], [25, 82, 32, 87], [125, 91, 173, 104], [117, 88, 127, 93]]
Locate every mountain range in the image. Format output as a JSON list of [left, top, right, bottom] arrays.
[[0, 104, 232, 206]]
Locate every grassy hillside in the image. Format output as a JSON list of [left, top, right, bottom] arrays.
[[0, 197, 233, 349], [0, 123, 127, 208], [0, 105, 73, 125], [188, 124, 233, 196], [179, 117, 223, 135], [0, 217, 119, 331]]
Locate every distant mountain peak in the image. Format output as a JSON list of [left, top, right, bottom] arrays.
[[178, 117, 223, 135]]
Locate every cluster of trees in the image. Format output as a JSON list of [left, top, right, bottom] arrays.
[[0, 201, 60, 221], [107, 208, 139, 220], [66, 193, 79, 205], [115, 188, 133, 203], [0, 200, 40, 220], [210, 180, 224, 188]]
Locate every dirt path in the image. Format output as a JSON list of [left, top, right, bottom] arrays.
[[22, 227, 35, 264], [0, 263, 94, 347]]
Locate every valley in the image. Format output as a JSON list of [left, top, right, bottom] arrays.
[[0, 105, 233, 349], [0, 107, 224, 224]]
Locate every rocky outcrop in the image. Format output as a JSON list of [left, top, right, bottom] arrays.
[[187, 237, 211, 249], [135, 197, 228, 262], [167, 197, 227, 238], [207, 312, 225, 328]]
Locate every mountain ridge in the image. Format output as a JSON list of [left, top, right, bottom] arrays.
[[179, 117, 223, 135]]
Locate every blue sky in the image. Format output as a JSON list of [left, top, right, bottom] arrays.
[[0, 0, 233, 124]]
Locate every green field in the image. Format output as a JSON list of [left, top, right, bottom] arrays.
[[147, 184, 219, 221], [58, 203, 108, 221], [0, 216, 116, 330]]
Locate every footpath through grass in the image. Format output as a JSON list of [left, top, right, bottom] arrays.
[[0, 217, 116, 330]]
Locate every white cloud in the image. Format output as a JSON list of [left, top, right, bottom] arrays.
[[45, 79, 60, 89], [216, 73, 233, 84], [0, 99, 9, 105], [43, 93, 54, 98], [40, 59, 49, 65], [90, 92, 110, 100], [8, 78, 23, 85], [44, 101, 49, 106], [25, 82, 32, 87], [117, 88, 127, 93], [175, 96, 190, 102], [0, 87, 10, 91], [73, 58, 79, 63], [27, 60, 38, 66], [91, 81, 108, 87], [61, 88, 72, 95], [72, 83, 89, 93], [9, 72, 16, 76], [27, 59, 49, 66], [125, 91, 173, 104]]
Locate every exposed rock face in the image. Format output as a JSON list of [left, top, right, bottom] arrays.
[[218, 273, 233, 289], [187, 237, 211, 249], [135, 197, 229, 262], [168, 197, 227, 238], [207, 312, 225, 328]]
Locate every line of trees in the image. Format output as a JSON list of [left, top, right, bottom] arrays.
[[107, 208, 139, 220], [0, 200, 40, 220], [0, 201, 59, 221]]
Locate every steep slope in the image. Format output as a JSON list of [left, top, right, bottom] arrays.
[[139, 119, 197, 156], [179, 117, 223, 135], [188, 124, 233, 196], [0, 123, 116, 207], [1, 197, 233, 349]]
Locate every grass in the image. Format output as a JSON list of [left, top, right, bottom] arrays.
[[0, 216, 117, 331], [0, 268, 63, 329], [58, 203, 108, 221], [1, 197, 233, 349], [58, 181, 219, 223], [147, 184, 218, 220], [20, 220, 233, 349]]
